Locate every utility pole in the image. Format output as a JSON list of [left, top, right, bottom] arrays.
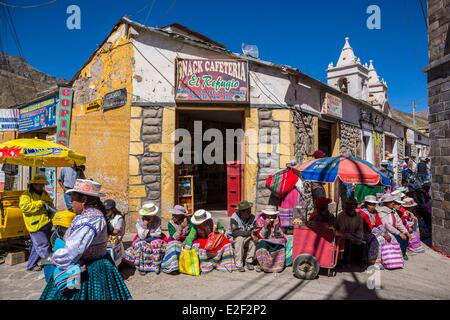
[[412, 100, 416, 129]]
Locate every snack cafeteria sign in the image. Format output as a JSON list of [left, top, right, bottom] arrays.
[[175, 58, 249, 103]]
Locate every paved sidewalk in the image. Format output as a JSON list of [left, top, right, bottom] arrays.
[[1, 239, 449, 300]]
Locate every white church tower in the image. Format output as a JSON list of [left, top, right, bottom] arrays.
[[327, 37, 370, 101], [367, 60, 390, 114]]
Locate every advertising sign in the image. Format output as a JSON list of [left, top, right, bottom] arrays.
[[44, 167, 56, 200], [85, 99, 102, 113], [18, 97, 56, 133], [56, 87, 74, 146], [103, 88, 127, 110], [0, 109, 19, 131], [175, 58, 249, 103], [321, 93, 342, 118], [406, 129, 415, 145]]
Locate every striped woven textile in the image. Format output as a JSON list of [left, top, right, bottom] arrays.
[[193, 242, 237, 273], [381, 242, 404, 269], [161, 240, 183, 273], [124, 238, 165, 273], [408, 231, 425, 253], [255, 240, 285, 273]]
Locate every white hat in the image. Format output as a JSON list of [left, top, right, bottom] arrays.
[[402, 197, 418, 208], [261, 209, 279, 216], [380, 193, 396, 203], [170, 205, 189, 216], [391, 190, 405, 199], [190, 209, 212, 225], [66, 179, 105, 197], [139, 202, 159, 216], [393, 196, 405, 205], [364, 195, 379, 204]]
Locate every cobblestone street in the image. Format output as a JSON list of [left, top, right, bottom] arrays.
[[1, 237, 449, 300]]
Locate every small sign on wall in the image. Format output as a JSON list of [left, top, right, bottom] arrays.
[[321, 93, 342, 119], [85, 99, 102, 114], [103, 88, 127, 110]]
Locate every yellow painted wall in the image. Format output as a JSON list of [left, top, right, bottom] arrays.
[[272, 109, 295, 168], [68, 23, 133, 213], [244, 108, 259, 213]]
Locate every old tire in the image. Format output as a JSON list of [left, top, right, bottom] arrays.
[[293, 254, 320, 280]]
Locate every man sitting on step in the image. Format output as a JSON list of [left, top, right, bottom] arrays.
[[230, 200, 258, 272]]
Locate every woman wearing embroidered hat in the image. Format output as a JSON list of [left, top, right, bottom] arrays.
[[160, 205, 192, 274], [19, 173, 54, 271], [184, 209, 237, 273], [254, 209, 287, 273], [40, 179, 132, 300], [124, 202, 166, 276]]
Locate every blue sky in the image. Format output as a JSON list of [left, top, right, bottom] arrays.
[[1, 0, 429, 112]]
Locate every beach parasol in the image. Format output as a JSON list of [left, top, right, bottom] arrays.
[[0, 138, 86, 168]]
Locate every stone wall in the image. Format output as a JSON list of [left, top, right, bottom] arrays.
[[397, 138, 405, 185], [293, 109, 315, 161], [427, 0, 450, 255], [255, 109, 280, 212], [340, 122, 362, 156], [127, 106, 163, 231], [293, 109, 315, 215]]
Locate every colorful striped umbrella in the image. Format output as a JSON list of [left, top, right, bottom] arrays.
[[293, 156, 390, 186]]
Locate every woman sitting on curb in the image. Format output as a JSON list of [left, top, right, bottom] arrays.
[[124, 202, 166, 275], [185, 209, 237, 273]]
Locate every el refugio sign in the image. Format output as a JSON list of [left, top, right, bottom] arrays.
[[103, 88, 127, 110], [175, 58, 249, 103]]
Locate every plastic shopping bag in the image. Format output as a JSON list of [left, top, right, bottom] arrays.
[[179, 249, 200, 276]]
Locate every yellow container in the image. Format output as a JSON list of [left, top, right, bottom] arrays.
[[0, 190, 28, 240], [0, 207, 29, 240]]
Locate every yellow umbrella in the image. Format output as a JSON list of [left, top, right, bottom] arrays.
[[0, 138, 86, 167]]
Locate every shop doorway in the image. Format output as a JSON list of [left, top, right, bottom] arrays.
[[176, 109, 243, 212], [318, 120, 332, 157], [317, 120, 339, 201]]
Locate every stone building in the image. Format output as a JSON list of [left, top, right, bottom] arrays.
[[31, 17, 429, 231], [425, 0, 450, 255]]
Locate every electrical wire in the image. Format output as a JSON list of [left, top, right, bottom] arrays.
[[128, 1, 152, 17], [418, 0, 428, 30], [0, 5, 19, 104], [4, 0, 38, 93], [0, 0, 57, 9], [156, 0, 176, 27], [144, 0, 157, 26]]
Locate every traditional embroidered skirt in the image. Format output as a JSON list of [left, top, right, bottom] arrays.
[[161, 240, 183, 273], [367, 226, 386, 263], [40, 255, 131, 300], [279, 187, 301, 233], [408, 231, 425, 253], [193, 238, 237, 273], [124, 237, 165, 272], [255, 240, 285, 273]]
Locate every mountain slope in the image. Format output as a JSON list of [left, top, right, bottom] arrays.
[[390, 108, 429, 131], [0, 54, 67, 108]]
